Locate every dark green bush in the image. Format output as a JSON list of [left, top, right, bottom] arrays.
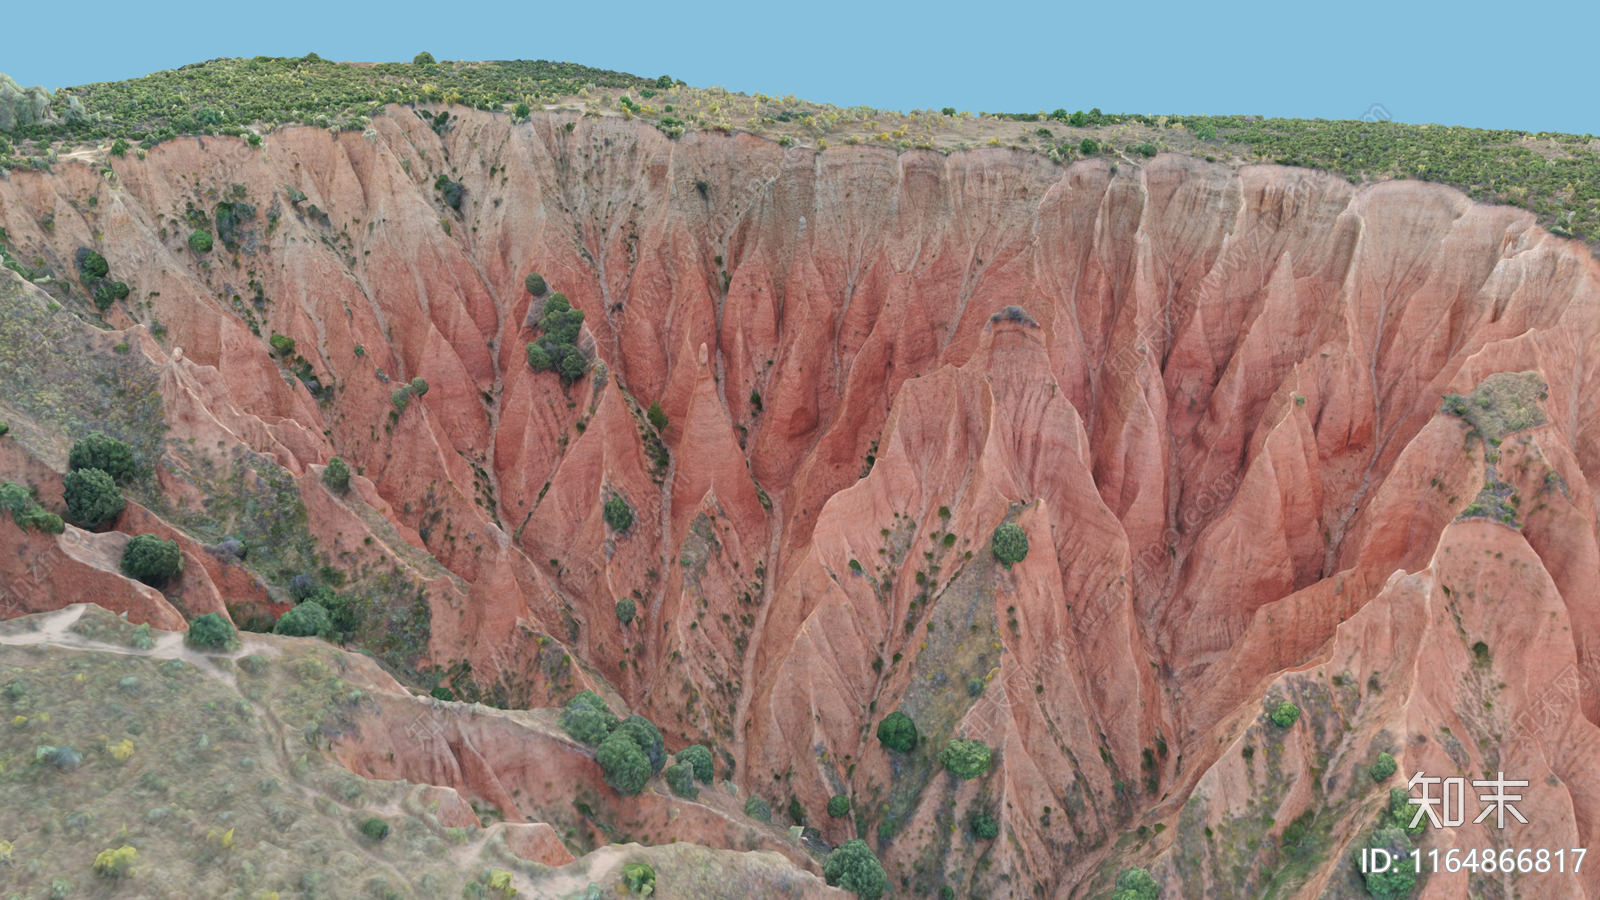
[[410, 377, 429, 396], [970, 811, 999, 839], [876, 711, 917, 753], [1135, 142, 1158, 157], [1370, 751, 1396, 781], [185, 612, 239, 651], [827, 794, 851, 818], [596, 731, 652, 795], [561, 690, 618, 745], [823, 839, 887, 899], [69, 432, 135, 482], [524, 272, 547, 296], [941, 107, 956, 116], [433, 174, 463, 210], [188, 230, 213, 253], [414, 52, 435, 65], [1080, 138, 1099, 155], [391, 386, 412, 413], [513, 102, 531, 119], [526, 343, 552, 372], [526, 293, 588, 383], [604, 495, 634, 532], [121, 534, 182, 585], [1112, 867, 1159, 900], [63, 468, 124, 527], [1362, 826, 1416, 898], [647, 401, 667, 432], [268, 333, 295, 357], [676, 744, 713, 783], [1270, 701, 1301, 728], [744, 795, 772, 823], [614, 715, 666, 773], [665, 761, 698, 799], [939, 739, 991, 779], [323, 457, 350, 492], [77, 248, 109, 279], [991, 522, 1029, 567], [615, 597, 636, 625], [92, 281, 129, 311], [274, 601, 331, 637], [0, 481, 64, 534], [359, 816, 390, 841]]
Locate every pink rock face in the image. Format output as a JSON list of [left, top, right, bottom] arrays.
[[3, 112, 1600, 897]]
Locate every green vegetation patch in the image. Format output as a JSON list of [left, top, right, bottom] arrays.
[[1440, 371, 1548, 440]]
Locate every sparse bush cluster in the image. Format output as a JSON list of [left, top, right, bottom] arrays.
[[73, 247, 131, 313], [525, 292, 589, 384]]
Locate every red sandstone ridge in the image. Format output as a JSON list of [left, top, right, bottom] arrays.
[[4, 112, 1600, 897]]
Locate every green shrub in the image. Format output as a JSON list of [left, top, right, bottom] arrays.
[[185, 612, 239, 651], [524, 272, 547, 296], [121, 534, 183, 585], [1386, 787, 1424, 835], [676, 744, 713, 783], [268, 333, 295, 356], [1362, 826, 1416, 898], [359, 815, 390, 841], [970, 811, 999, 839], [526, 342, 553, 371], [513, 102, 531, 119], [967, 678, 985, 697], [597, 731, 651, 795], [561, 690, 618, 745], [744, 795, 772, 822], [941, 107, 956, 116], [1370, 751, 1396, 782], [622, 863, 656, 896], [77, 248, 109, 279], [0, 481, 64, 534], [109, 138, 130, 156], [526, 293, 588, 383], [827, 794, 851, 818], [876, 711, 917, 753], [1112, 867, 1158, 900], [63, 468, 124, 527], [616, 597, 636, 625], [940, 739, 992, 779], [274, 601, 331, 637], [1196, 123, 1217, 140], [410, 377, 429, 396], [92, 281, 129, 311], [93, 845, 137, 878], [1080, 138, 1099, 155], [823, 839, 887, 899], [991, 522, 1029, 567], [433, 174, 463, 209], [414, 52, 435, 65], [188, 230, 213, 253], [647, 401, 667, 432], [614, 715, 666, 773], [604, 495, 634, 532], [1135, 142, 1158, 157], [1270, 701, 1301, 728], [391, 386, 412, 413], [323, 457, 350, 492], [69, 432, 134, 482], [665, 761, 698, 799]]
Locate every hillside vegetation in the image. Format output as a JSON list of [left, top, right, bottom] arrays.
[[0, 55, 1596, 246]]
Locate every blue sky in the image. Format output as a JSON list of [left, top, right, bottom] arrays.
[[7, 0, 1596, 135]]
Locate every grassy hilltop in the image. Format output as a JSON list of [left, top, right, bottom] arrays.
[[1, 53, 1595, 244]]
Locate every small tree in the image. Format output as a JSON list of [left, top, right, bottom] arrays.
[[1080, 138, 1099, 155], [744, 795, 772, 822], [1370, 751, 1397, 782], [410, 377, 429, 396], [524, 272, 547, 296], [970, 812, 999, 839], [391, 386, 412, 413], [616, 597, 637, 625], [1112, 867, 1159, 900], [513, 102, 531, 120], [121, 534, 183, 585], [647, 401, 667, 432], [614, 714, 666, 773], [360, 816, 390, 841], [185, 612, 239, 651], [323, 457, 351, 492], [269, 333, 295, 356], [414, 52, 436, 65], [828, 794, 851, 818], [63, 468, 124, 527], [274, 601, 331, 637], [665, 761, 698, 799], [604, 495, 634, 532], [939, 739, 992, 779], [1270, 701, 1301, 728], [824, 839, 887, 899], [561, 690, 618, 745], [69, 432, 135, 482], [189, 230, 213, 253], [78, 248, 110, 279], [527, 342, 553, 372], [596, 731, 651, 795], [991, 522, 1028, 568], [676, 744, 714, 783], [876, 711, 917, 752]]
